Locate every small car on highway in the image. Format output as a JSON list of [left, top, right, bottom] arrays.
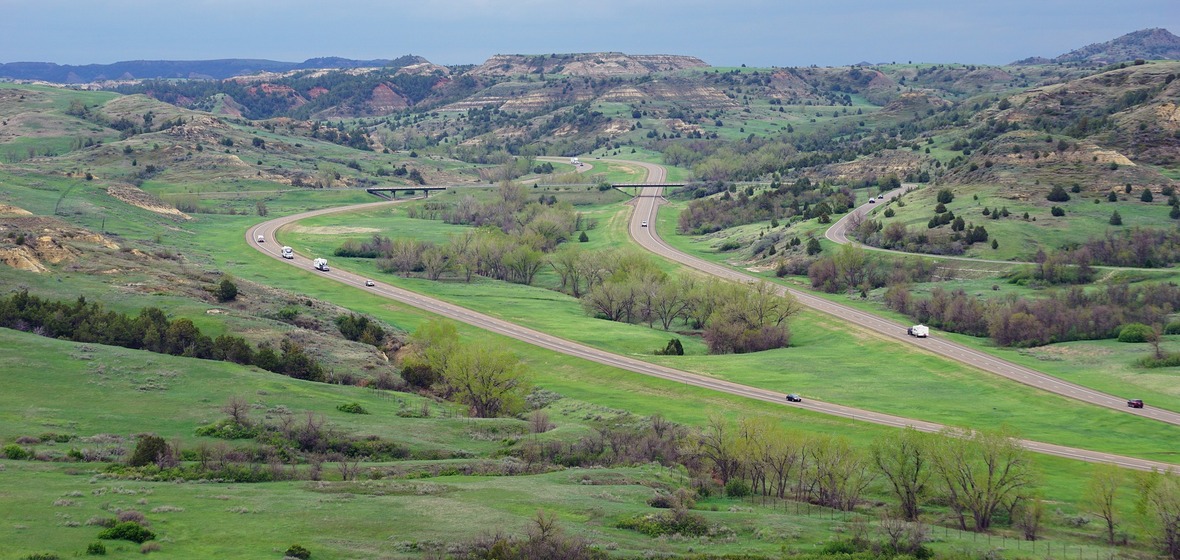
[[641, 220, 648, 227], [785, 394, 802, 402], [1127, 399, 1144, 408], [364, 280, 376, 287]]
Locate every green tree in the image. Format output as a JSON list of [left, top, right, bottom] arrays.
[[256, 200, 268, 216], [1047, 185, 1071, 202], [128, 434, 169, 468], [936, 189, 954, 204], [1143, 189, 1155, 202], [1136, 469, 1180, 559], [216, 277, 238, 302], [443, 343, 531, 418], [278, 338, 324, 381], [806, 237, 822, 256], [1110, 210, 1123, 225]]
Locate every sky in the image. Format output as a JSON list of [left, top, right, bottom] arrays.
[[3, 0, 1178, 68]]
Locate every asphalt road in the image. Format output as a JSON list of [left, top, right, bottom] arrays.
[[629, 181, 1180, 428], [245, 175, 1178, 472]]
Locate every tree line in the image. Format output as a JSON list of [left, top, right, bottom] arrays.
[[885, 282, 1180, 347], [0, 290, 326, 381], [676, 177, 857, 235]]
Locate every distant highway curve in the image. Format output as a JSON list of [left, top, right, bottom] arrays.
[[621, 164, 1180, 427], [245, 178, 1178, 472]]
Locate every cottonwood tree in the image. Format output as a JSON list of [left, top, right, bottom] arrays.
[[649, 276, 697, 330], [1087, 463, 1124, 544], [1136, 468, 1180, 559], [702, 281, 800, 354], [442, 342, 531, 418], [871, 427, 933, 521], [694, 413, 742, 485], [549, 246, 588, 296], [401, 319, 460, 390], [420, 246, 451, 280], [763, 427, 804, 500], [735, 416, 776, 496], [810, 434, 874, 511], [930, 427, 1035, 531]]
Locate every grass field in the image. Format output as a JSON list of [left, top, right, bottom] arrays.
[[0, 329, 1148, 559]]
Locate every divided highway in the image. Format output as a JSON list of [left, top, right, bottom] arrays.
[[628, 177, 1180, 427], [247, 173, 1178, 472]]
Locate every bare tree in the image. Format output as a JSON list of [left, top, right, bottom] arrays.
[[931, 427, 1035, 531], [871, 427, 932, 521], [221, 395, 252, 426], [336, 454, 364, 481], [1086, 463, 1124, 544], [810, 434, 874, 510], [694, 413, 742, 485]]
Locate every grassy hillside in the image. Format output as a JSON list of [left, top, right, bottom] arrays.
[[3, 67, 1180, 559]]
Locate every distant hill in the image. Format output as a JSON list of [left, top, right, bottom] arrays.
[[1015, 28, 1180, 65], [0, 56, 421, 83], [467, 52, 708, 77]]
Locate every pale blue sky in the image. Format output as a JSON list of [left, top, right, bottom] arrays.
[[3, 0, 1177, 67]]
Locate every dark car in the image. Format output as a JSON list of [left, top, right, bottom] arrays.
[[1127, 399, 1144, 408], [785, 394, 802, 402]]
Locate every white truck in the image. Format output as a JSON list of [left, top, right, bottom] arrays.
[[907, 324, 929, 338], [281, 246, 294, 259], [313, 257, 329, 271], [570, 157, 581, 166]]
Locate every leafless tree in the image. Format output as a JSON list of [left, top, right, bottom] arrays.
[[221, 395, 252, 426], [931, 427, 1035, 531], [1086, 463, 1124, 545], [871, 427, 932, 521]]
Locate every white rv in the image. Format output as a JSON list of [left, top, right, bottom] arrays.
[[281, 246, 294, 259], [313, 258, 329, 271]]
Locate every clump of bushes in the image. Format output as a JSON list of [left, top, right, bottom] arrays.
[[3, 443, 29, 460], [285, 544, 312, 559], [195, 419, 259, 439], [85, 541, 107, 555], [725, 478, 752, 498], [617, 509, 710, 537], [1117, 323, 1153, 343], [97, 521, 155, 543], [336, 402, 368, 415]]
